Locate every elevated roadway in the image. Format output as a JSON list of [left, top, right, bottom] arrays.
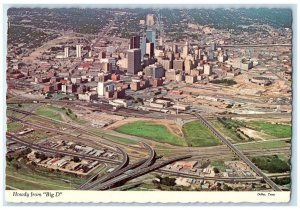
[[91, 155, 191, 191], [82, 142, 156, 190], [196, 114, 281, 191]]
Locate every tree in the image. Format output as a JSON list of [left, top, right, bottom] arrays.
[[73, 156, 80, 163], [213, 167, 220, 173]]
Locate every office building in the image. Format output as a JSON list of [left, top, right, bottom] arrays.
[[204, 64, 212, 75], [172, 44, 178, 53], [182, 42, 189, 59], [173, 59, 184, 71], [144, 63, 165, 79], [146, 42, 155, 57], [160, 59, 172, 70], [130, 35, 140, 49], [184, 59, 193, 75], [146, 29, 156, 48], [64, 47, 69, 58], [146, 14, 155, 26], [211, 42, 217, 51], [140, 36, 147, 57], [127, 49, 142, 75], [76, 45, 82, 58]]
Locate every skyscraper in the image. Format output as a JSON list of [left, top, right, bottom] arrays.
[[182, 42, 189, 59], [146, 14, 155, 26], [130, 35, 140, 49], [64, 47, 69, 58], [76, 45, 82, 58], [140, 36, 147, 57], [146, 29, 156, 48], [127, 49, 142, 75], [146, 42, 154, 57]]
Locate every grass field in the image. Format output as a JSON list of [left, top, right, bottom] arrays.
[[236, 140, 290, 150], [115, 120, 222, 147], [6, 160, 86, 190], [182, 121, 222, 147], [35, 105, 84, 123], [7, 121, 23, 132], [247, 121, 292, 139], [36, 106, 63, 121], [115, 121, 187, 146], [22, 130, 50, 141], [211, 160, 226, 172], [210, 119, 243, 143]]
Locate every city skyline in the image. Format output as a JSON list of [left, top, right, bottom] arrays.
[[4, 6, 293, 201]]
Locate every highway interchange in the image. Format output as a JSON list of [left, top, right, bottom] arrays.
[[6, 97, 285, 191]]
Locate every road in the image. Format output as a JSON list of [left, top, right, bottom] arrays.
[[82, 142, 156, 190], [196, 114, 281, 191], [6, 133, 121, 165], [92, 155, 191, 190]]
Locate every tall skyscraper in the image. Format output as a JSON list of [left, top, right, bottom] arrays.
[[140, 36, 147, 57], [127, 49, 142, 75], [146, 42, 154, 57], [130, 35, 140, 49], [211, 42, 216, 51], [76, 45, 82, 58], [146, 14, 155, 26], [146, 29, 156, 48], [64, 47, 69, 58], [172, 44, 178, 53], [182, 42, 189, 59]]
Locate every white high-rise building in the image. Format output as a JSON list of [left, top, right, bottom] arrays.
[[97, 81, 105, 96], [76, 45, 82, 58], [146, 14, 155, 26], [182, 42, 189, 59], [64, 47, 69, 58]]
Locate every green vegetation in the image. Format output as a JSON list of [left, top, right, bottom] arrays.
[[251, 155, 290, 173], [115, 120, 222, 147], [210, 79, 237, 86], [103, 134, 138, 145], [211, 160, 226, 172], [6, 160, 86, 190], [7, 121, 23, 132], [35, 105, 84, 123], [272, 177, 291, 187], [182, 121, 221, 147], [247, 121, 292, 139], [236, 140, 290, 150], [210, 119, 243, 143], [23, 130, 49, 141], [115, 121, 187, 146], [36, 106, 63, 121]]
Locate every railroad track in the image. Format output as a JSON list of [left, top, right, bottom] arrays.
[[6, 133, 121, 164], [196, 114, 282, 191]]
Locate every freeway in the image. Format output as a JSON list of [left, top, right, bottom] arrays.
[[81, 142, 156, 190], [7, 107, 141, 151], [196, 114, 281, 191], [91, 155, 191, 191], [7, 115, 121, 153], [159, 169, 263, 182], [6, 133, 121, 164], [78, 146, 129, 190]]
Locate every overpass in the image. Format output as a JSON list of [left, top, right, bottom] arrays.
[[82, 142, 156, 190], [196, 114, 281, 191]]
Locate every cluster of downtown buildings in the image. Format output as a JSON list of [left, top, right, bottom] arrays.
[[7, 13, 264, 108]]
